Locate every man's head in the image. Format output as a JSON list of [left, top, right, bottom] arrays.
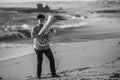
[[37, 14, 45, 24]]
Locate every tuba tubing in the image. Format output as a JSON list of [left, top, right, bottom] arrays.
[[38, 15, 55, 36]]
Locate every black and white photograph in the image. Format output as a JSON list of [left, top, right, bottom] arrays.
[[0, 0, 120, 80]]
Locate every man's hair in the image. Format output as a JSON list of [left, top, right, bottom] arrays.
[[37, 14, 45, 19]]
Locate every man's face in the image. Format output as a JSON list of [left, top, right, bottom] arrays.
[[38, 18, 45, 24]]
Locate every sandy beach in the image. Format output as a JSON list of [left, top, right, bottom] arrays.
[[0, 1, 120, 80], [0, 38, 120, 80]]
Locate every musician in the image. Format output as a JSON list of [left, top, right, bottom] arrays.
[[31, 14, 60, 79]]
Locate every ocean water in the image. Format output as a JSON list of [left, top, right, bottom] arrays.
[[0, 1, 120, 28]]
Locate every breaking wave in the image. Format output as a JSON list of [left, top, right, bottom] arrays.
[[56, 17, 107, 29]]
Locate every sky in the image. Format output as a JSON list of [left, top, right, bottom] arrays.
[[0, 0, 97, 3]]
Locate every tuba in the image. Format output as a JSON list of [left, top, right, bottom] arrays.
[[38, 14, 56, 46]]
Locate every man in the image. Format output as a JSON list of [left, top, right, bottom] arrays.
[[31, 14, 60, 79]]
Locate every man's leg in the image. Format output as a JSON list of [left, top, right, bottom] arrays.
[[44, 48, 60, 77], [35, 49, 43, 78], [44, 49, 56, 74]]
